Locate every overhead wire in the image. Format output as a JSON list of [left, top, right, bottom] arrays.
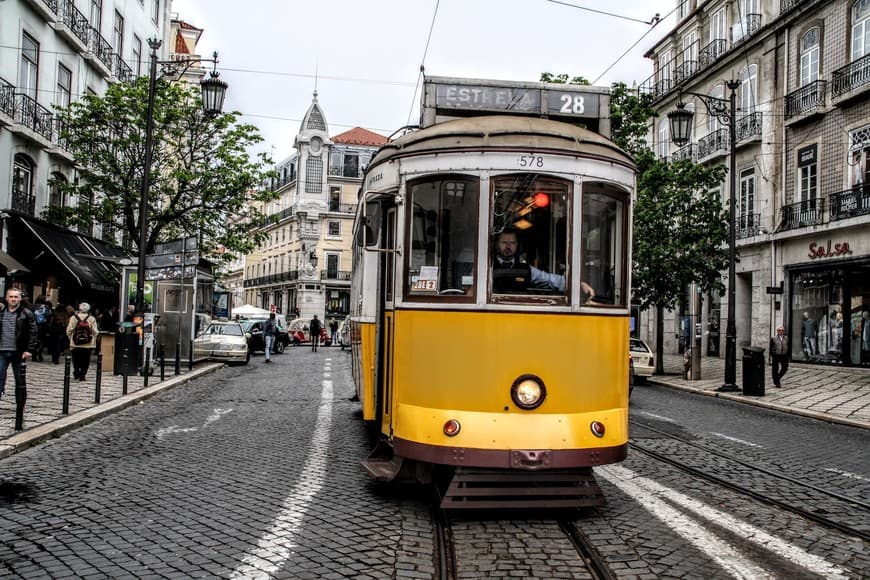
[[406, 0, 441, 126]]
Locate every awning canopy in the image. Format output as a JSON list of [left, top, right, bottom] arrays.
[[0, 250, 30, 275], [7, 212, 130, 293]]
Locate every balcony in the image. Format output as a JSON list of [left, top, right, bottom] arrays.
[[328, 202, 356, 214], [112, 54, 135, 83], [11, 191, 36, 216], [321, 270, 351, 281], [779, 198, 825, 231], [831, 54, 870, 104], [55, 0, 90, 51], [735, 111, 762, 143], [698, 128, 728, 160], [327, 164, 364, 179], [781, 0, 802, 14], [733, 14, 762, 45], [671, 143, 697, 163], [698, 39, 726, 69], [674, 60, 698, 85], [737, 213, 762, 239], [784, 80, 827, 123], [829, 186, 870, 221], [0, 77, 14, 122], [49, 117, 72, 159], [86, 27, 114, 76], [13, 93, 54, 142], [638, 74, 674, 100], [24, 0, 58, 22]]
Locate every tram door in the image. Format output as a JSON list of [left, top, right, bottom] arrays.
[[380, 207, 397, 437]]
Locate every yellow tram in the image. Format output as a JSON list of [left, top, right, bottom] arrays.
[[349, 78, 636, 508]]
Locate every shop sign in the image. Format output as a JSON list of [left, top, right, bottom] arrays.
[[808, 240, 853, 260], [798, 144, 817, 167]]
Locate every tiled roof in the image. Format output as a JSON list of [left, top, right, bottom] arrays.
[[332, 127, 388, 146], [176, 20, 202, 32], [175, 34, 190, 55]]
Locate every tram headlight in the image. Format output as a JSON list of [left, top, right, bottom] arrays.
[[443, 419, 461, 437], [510, 375, 546, 410]]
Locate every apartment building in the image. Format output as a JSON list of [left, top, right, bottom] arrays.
[[0, 0, 171, 305], [641, 0, 870, 368], [243, 92, 387, 322]]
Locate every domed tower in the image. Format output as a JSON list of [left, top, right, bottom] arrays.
[[294, 91, 333, 207]]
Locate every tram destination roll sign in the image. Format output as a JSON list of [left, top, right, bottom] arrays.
[[433, 82, 600, 120]]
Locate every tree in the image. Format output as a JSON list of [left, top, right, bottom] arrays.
[[544, 76, 730, 373], [52, 76, 276, 263]]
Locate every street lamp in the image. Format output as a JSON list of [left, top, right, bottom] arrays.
[[135, 38, 228, 315], [668, 79, 741, 392]]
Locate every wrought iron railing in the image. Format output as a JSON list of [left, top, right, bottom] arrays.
[[698, 39, 726, 69], [328, 164, 364, 178], [52, 117, 69, 150], [88, 27, 114, 71], [735, 111, 762, 141], [698, 128, 728, 158], [745, 13, 762, 36], [779, 198, 825, 231], [737, 213, 761, 238], [671, 143, 697, 163], [829, 186, 870, 221], [0, 77, 14, 118], [14, 93, 54, 139], [831, 54, 870, 98], [11, 190, 36, 216], [328, 202, 356, 214], [321, 270, 351, 281], [784, 80, 827, 118], [60, 0, 90, 46], [674, 60, 698, 84], [42, 0, 59, 12], [112, 54, 134, 83], [781, 0, 802, 13]]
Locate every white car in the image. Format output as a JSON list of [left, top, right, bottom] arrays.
[[193, 321, 250, 365], [629, 338, 654, 384]]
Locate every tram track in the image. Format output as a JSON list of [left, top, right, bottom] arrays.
[[558, 519, 616, 580], [432, 503, 456, 580], [630, 418, 870, 542]]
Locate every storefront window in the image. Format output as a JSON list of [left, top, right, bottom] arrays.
[[791, 271, 838, 363]]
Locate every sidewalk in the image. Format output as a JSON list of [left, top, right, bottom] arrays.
[[646, 353, 870, 430], [0, 355, 223, 459]]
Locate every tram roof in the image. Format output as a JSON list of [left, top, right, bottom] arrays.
[[368, 115, 634, 170]]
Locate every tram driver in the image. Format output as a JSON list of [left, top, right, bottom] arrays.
[[492, 228, 595, 300]]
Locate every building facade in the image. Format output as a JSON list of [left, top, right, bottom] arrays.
[[243, 92, 387, 322], [0, 0, 172, 306], [641, 0, 870, 367]]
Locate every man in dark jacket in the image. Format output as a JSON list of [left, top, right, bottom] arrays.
[[0, 288, 38, 399], [309, 315, 322, 352]]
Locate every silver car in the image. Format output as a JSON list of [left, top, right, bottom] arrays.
[[629, 338, 654, 384], [194, 321, 250, 365]]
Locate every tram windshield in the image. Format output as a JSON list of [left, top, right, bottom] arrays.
[[407, 177, 479, 297], [582, 183, 627, 306]]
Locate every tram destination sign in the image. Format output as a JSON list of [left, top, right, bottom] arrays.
[[432, 81, 601, 120]]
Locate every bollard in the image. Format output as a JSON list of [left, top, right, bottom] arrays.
[[143, 347, 150, 388], [14, 360, 27, 431], [122, 347, 129, 395], [62, 354, 71, 415], [188, 340, 193, 371], [159, 343, 166, 382], [95, 351, 103, 404], [175, 342, 181, 376]]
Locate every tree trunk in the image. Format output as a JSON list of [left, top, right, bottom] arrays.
[[655, 304, 666, 375]]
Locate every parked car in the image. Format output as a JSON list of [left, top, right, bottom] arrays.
[[629, 338, 654, 385], [288, 318, 332, 346], [337, 318, 351, 350], [193, 321, 250, 365], [240, 318, 291, 354]]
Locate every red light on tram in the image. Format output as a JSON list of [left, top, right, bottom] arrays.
[[443, 419, 461, 437], [590, 421, 606, 438], [532, 192, 550, 208]]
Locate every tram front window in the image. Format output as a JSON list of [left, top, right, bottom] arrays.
[[491, 175, 570, 299], [407, 177, 479, 298], [582, 184, 627, 306]]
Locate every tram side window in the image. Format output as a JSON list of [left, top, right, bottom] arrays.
[[582, 184, 627, 306], [407, 177, 479, 297], [491, 175, 569, 298]]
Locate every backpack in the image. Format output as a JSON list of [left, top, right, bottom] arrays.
[[72, 314, 93, 346], [34, 305, 47, 324]]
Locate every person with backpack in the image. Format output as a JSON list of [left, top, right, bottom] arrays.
[[32, 296, 50, 362], [66, 302, 98, 382]]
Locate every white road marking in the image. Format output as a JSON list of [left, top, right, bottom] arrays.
[[823, 467, 870, 482], [709, 432, 763, 448], [598, 465, 848, 579], [634, 411, 676, 423], [156, 408, 234, 440], [231, 374, 334, 578]]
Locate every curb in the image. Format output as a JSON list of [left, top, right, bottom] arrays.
[[645, 378, 870, 430], [0, 363, 224, 461]]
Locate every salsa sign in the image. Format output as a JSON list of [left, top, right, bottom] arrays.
[[808, 240, 853, 260]]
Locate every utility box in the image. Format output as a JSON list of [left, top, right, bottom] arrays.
[[742, 346, 765, 396], [98, 332, 115, 373], [114, 324, 140, 376]]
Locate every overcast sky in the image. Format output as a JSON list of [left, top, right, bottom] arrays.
[[170, 0, 676, 161]]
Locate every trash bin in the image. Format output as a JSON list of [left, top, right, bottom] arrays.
[[98, 331, 115, 373], [742, 346, 765, 396], [114, 324, 140, 376]]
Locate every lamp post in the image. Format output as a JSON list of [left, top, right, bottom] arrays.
[[134, 38, 228, 315], [668, 79, 741, 392]]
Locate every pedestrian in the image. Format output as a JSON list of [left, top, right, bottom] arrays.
[[48, 304, 70, 364], [263, 312, 277, 363], [309, 314, 322, 352], [66, 302, 98, 382], [329, 317, 338, 346], [0, 288, 38, 400], [769, 325, 789, 388], [32, 295, 50, 362], [100, 305, 120, 333]]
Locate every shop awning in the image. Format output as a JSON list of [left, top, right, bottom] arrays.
[[0, 250, 30, 275]]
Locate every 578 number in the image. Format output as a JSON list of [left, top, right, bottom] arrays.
[[518, 154, 544, 168]]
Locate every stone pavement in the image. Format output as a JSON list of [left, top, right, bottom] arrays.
[[0, 354, 222, 459], [646, 352, 870, 429]]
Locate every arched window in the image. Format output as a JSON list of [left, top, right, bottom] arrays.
[[12, 154, 35, 215], [853, 0, 870, 61], [49, 172, 68, 208], [739, 64, 758, 113], [800, 27, 820, 85]]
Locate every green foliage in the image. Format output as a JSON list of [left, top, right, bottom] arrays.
[[51, 76, 277, 263], [539, 72, 591, 85]]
